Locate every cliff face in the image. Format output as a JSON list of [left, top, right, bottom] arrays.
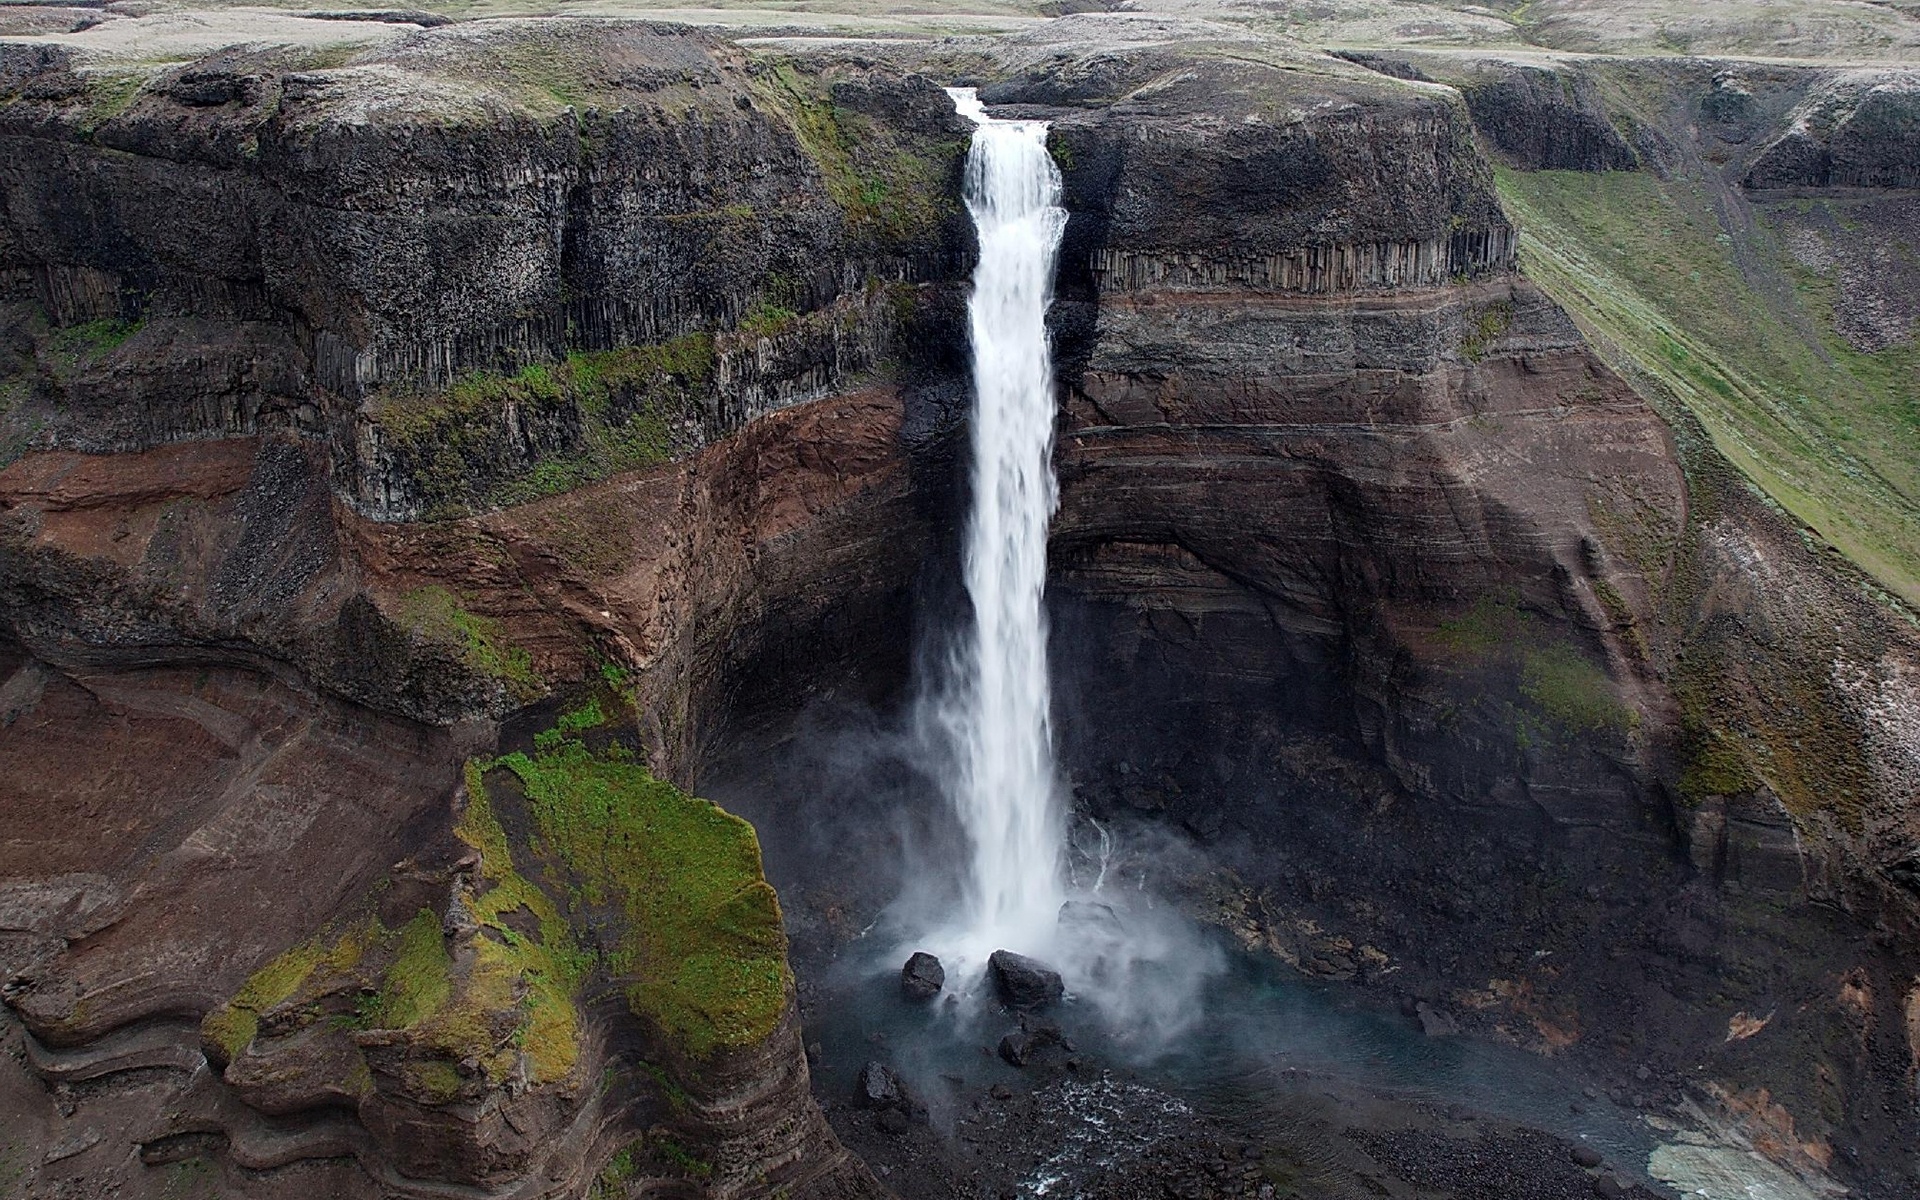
[[0, 391, 915, 1198], [0, 20, 970, 519], [1015, 44, 1920, 1194], [0, 22, 946, 1199]]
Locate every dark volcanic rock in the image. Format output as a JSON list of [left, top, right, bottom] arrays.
[[1416, 1002, 1461, 1038], [997, 1031, 1032, 1067], [988, 950, 1064, 1011], [1746, 75, 1920, 189], [0, 21, 972, 520], [1057, 899, 1123, 936], [1458, 64, 1637, 171], [997, 1020, 1063, 1068], [858, 1060, 906, 1110], [901, 951, 945, 1001]]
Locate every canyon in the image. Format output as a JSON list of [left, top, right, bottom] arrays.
[[0, 4, 1916, 1199]]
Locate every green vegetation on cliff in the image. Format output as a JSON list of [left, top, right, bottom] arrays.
[[398, 585, 541, 696], [1495, 167, 1920, 606], [478, 719, 790, 1060], [371, 910, 452, 1028], [1436, 595, 1637, 744], [49, 317, 143, 359], [451, 761, 591, 1084], [202, 920, 375, 1061], [748, 60, 962, 245], [373, 335, 713, 518], [203, 846, 587, 1090]]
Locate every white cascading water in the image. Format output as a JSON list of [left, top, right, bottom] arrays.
[[933, 87, 1070, 961]]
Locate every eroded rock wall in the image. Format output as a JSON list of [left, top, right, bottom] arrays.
[[1023, 45, 1920, 1194], [0, 25, 951, 1193], [0, 21, 972, 518], [0, 383, 919, 1196]]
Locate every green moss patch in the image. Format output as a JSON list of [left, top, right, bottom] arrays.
[[1434, 596, 1636, 743], [451, 762, 591, 1084], [1670, 629, 1874, 826], [76, 69, 155, 134], [590, 1143, 641, 1200], [748, 60, 962, 247], [49, 317, 142, 359], [205, 883, 583, 1092], [371, 335, 712, 518], [477, 733, 789, 1060], [202, 919, 377, 1061], [1461, 298, 1514, 361], [373, 910, 452, 1029], [1520, 644, 1631, 734], [397, 585, 540, 696]]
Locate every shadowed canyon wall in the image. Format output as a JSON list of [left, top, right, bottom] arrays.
[[1014, 45, 1920, 1196]]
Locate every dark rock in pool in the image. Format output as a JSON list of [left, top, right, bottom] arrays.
[[901, 951, 945, 1001], [1415, 1000, 1460, 1037], [1591, 1171, 1637, 1198], [875, 1107, 910, 1135], [988, 949, 1064, 1010], [857, 1060, 904, 1109], [998, 1019, 1063, 1067], [1571, 1145, 1604, 1169], [998, 1030, 1035, 1067]]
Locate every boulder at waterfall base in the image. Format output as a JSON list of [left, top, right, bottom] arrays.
[[901, 951, 945, 1001], [988, 950, 1064, 1010]]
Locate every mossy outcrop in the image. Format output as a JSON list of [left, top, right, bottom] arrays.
[[183, 698, 873, 1196]]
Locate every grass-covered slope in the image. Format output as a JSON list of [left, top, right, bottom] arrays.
[[1496, 166, 1920, 605]]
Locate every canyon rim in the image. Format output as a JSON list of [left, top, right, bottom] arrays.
[[0, 1, 1918, 1198]]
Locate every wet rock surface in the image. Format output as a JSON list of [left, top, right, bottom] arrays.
[[859, 1060, 908, 1109], [1350, 1128, 1664, 1200], [902, 952, 946, 1001], [995, 1018, 1065, 1068], [988, 950, 1065, 1011], [818, 1041, 1674, 1200]]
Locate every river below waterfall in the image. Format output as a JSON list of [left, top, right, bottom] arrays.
[[794, 919, 1682, 1200]]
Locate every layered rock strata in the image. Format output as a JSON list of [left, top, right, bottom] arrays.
[[1015, 44, 1920, 1196], [0, 383, 915, 1196], [0, 20, 971, 518], [0, 22, 945, 1197], [2, 19, 1918, 1200]]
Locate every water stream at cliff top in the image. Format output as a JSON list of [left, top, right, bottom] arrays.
[[925, 88, 1069, 966]]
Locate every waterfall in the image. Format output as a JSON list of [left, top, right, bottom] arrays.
[[933, 88, 1070, 958]]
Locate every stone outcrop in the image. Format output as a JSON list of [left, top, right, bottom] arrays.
[[1014, 42, 1920, 1197], [1744, 68, 1920, 189], [0, 384, 915, 1196], [0, 26, 945, 1194], [1003, 46, 1515, 302], [1455, 63, 1639, 172]]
